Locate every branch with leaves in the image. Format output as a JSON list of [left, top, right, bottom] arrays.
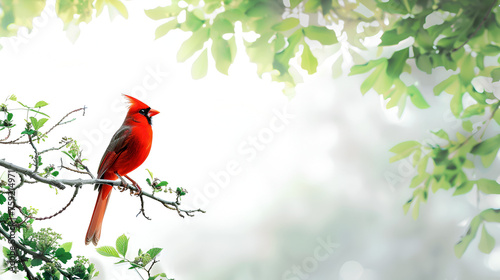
[[96, 234, 173, 280], [0, 96, 203, 279]]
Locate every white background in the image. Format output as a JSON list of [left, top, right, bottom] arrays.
[[1, 1, 500, 279]]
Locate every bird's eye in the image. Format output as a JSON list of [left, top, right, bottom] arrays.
[[139, 109, 146, 114]]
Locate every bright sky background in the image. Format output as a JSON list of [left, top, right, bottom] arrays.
[[1, 1, 500, 280]]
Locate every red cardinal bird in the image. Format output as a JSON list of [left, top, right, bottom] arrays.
[[85, 95, 160, 246]]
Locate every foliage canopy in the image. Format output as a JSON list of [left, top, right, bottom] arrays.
[[1, 1, 500, 279]]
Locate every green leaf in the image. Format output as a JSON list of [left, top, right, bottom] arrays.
[[30, 117, 38, 130], [459, 55, 475, 85], [108, 0, 128, 19], [455, 215, 482, 258], [272, 18, 300, 31], [34, 101, 48, 108], [157, 181, 168, 187], [61, 242, 72, 252], [477, 179, 500, 194], [3, 246, 10, 258], [9, 95, 17, 101], [29, 109, 50, 117], [95, 0, 105, 16], [183, 11, 205, 31], [462, 120, 473, 132], [0, 194, 6, 205], [471, 134, 500, 155], [55, 247, 72, 264], [290, 0, 301, 9], [416, 55, 432, 74], [349, 59, 385, 76], [492, 68, 500, 82], [481, 149, 499, 168], [273, 30, 303, 74], [302, 26, 337, 45], [390, 140, 421, 154], [360, 63, 384, 94], [478, 225, 495, 254], [386, 48, 409, 78], [409, 173, 428, 189], [332, 55, 343, 78], [481, 208, 500, 223], [116, 234, 129, 257], [245, 2, 275, 18], [379, 29, 410, 46], [301, 43, 318, 74], [453, 181, 475, 196], [7, 113, 13, 121], [211, 16, 233, 37], [155, 20, 179, 40], [431, 129, 449, 141], [433, 75, 459, 96], [212, 37, 235, 75], [96, 246, 120, 258], [192, 49, 208, 79], [450, 92, 464, 117], [407, 86, 429, 109], [412, 196, 420, 220], [145, 5, 183, 20], [146, 168, 154, 179], [36, 118, 48, 130], [415, 29, 433, 50], [146, 248, 163, 259], [177, 27, 210, 62], [476, 54, 485, 70], [462, 104, 485, 118], [31, 258, 43, 266], [304, 0, 320, 12]]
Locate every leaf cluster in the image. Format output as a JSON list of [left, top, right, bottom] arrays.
[[97, 234, 171, 280]]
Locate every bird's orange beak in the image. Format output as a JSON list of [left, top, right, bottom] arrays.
[[148, 109, 160, 117]]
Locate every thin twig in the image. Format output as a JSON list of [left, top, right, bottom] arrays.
[[0, 107, 85, 144], [60, 165, 89, 175], [16, 185, 80, 221], [27, 134, 39, 173], [44, 107, 85, 136], [0, 158, 204, 218], [451, 0, 498, 52], [40, 141, 70, 155], [0, 127, 11, 141]]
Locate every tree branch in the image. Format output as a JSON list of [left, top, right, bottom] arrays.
[[0, 227, 74, 280], [451, 0, 498, 52], [0, 107, 85, 145], [0, 158, 205, 218]]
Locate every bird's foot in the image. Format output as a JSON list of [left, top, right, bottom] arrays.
[[124, 174, 142, 196], [129, 181, 142, 196], [115, 173, 128, 192]]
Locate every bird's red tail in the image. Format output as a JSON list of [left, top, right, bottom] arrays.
[[85, 175, 115, 246]]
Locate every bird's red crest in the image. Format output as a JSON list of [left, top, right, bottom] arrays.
[[123, 94, 150, 110]]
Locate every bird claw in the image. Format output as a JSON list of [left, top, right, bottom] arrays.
[[118, 184, 127, 192], [115, 172, 142, 196], [117, 175, 128, 192], [130, 183, 142, 196]]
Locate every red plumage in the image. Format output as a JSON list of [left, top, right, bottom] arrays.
[[85, 95, 159, 246]]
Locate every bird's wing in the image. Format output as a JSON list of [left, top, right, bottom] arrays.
[[96, 125, 131, 180]]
